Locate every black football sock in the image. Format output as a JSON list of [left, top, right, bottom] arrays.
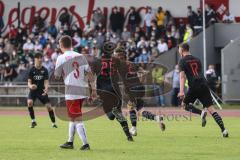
[[185, 104, 202, 115], [48, 110, 56, 123], [212, 112, 225, 132], [120, 121, 132, 138], [129, 110, 137, 127], [111, 107, 132, 138], [28, 107, 35, 120], [142, 111, 156, 120]]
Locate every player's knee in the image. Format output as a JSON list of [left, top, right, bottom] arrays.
[[207, 106, 215, 114], [127, 101, 135, 111], [27, 100, 33, 107], [45, 103, 52, 111]]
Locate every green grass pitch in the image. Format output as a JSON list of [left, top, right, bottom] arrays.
[[0, 113, 240, 160]]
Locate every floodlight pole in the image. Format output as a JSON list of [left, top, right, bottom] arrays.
[[202, 0, 207, 77]]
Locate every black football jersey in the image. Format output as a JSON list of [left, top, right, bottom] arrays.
[[28, 66, 49, 91], [178, 55, 206, 88]]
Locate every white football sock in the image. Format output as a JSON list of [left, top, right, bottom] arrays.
[[75, 122, 88, 145], [68, 121, 75, 142]]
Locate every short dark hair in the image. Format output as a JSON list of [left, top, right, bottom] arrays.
[[34, 53, 43, 59], [59, 35, 72, 48], [179, 43, 190, 51]]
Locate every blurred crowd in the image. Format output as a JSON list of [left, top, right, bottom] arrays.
[[0, 5, 234, 84]]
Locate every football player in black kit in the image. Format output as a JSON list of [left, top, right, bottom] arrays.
[[91, 42, 133, 141], [27, 53, 57, 128], [114, 46, 165, 136], [177, 43, 228, 137]]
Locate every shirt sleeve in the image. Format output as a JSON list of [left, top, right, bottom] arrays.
[[82, 56, 91, 73], [54, 56, 63, 78], [28, 68, 33, 80], [178, 59, 185, 72]]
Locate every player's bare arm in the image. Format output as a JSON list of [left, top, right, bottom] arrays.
[[42, 80, 49, 96], [28, 79, 37, 90], [178, 71, 186, 99]]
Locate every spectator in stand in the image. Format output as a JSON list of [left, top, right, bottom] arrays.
[[83, 22, 93, 36], [110, 7, 125, 35], [34, 14, 46, 32], [73, 32, 81, 49], [34, 40, 43, 52], [92, 8, 105, 29], [183, 24, 193, 42], [187, 6, 198, 28], [137, 36, 148, 49], [144, 7, 155, 37], [3, 38, 14, 56], [71, 24, 82, 37], [171, 25, 180, 44], [151, 21, 161, 39], [39, 32, 47, 47], [222, 10, 235, 23], [8, 25, 18, 44], [51, 48, 60, 65], [43, 43, 54, 59], [171, 65, 180, 107], [43, 56, 54, 74], [95, 31, 105, 49], [152, 66, 165, 106], [4, 62, 18, 85], [128, 7, 141, 34], [9, 50, 19, 66], [47, 22, 58, 38], [178, 19, 186, 43], [156, 7, 165, 31], [165, 31, 176, 49], [110, 33, 120, 44], [196, 8, 203, 26], [95, 22, 105, 33], [59, 9, 71, 26], [157, 38, 168, 54], [15, 28, 27, 48], [164, 10, 174, 28], [121, 27, 131, 41], [15, 61, 28, 82], [81, 36, 88, 48], [56, 28, 65, 41], [206, 64, 218, 93], [23, 38, 34, 53], [0, 47, 10, 65], [137, 47, 151, 65], [205, 4, 218, 25]]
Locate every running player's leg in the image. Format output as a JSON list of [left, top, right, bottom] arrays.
[[38, 94, 57, 128], [112, 106, 133, 141], [199, 86, 228, 137], [136, 98, 166, 131], [60, 99, 90, 150], [27, 92, 37, 128], [127, 101, 138, 136], [183, 88, 202, 115]]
